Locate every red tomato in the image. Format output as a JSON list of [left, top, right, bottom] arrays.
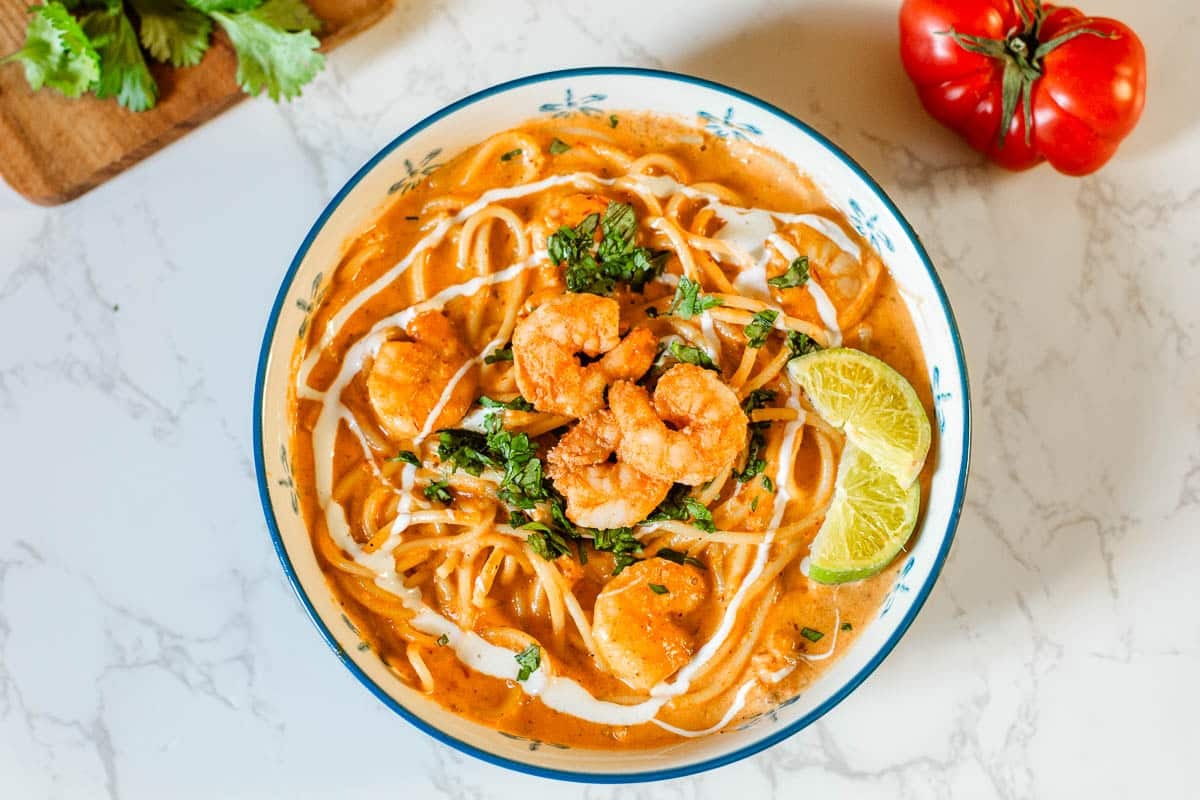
[[899, 0, 1147, 175]]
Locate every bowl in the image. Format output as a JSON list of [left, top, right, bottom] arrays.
[[254, 67, 971, 783]]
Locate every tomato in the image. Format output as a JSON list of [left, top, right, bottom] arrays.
[[899, 0, 1146, 175]]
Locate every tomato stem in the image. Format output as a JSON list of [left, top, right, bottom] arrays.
[[939, 5, 1118, 150]]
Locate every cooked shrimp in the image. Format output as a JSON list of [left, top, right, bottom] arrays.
[[529, 192, 609, 252], [367, 311, 477, 440], [512, 294, 657, 418], [609, 364, 748, 486], [546, 411, 672, 529], [592, 559, 708, 691]]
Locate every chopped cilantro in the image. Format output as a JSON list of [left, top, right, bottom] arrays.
[[668, 341, 719, 372], [549, 137, 571, 154], [734, 422, 769, 482], [436, 633, 449, 646], [750, 495, 760, 512], [436, 429, 494, 476], [548, 202, 666, 296], [484, 345, 514, 364], [667, 275, 723, 320], [521, 521, 574, 561], [762, 475, 775, 493], [479, 395, 536, 412], [648, 485, 715, 532], [609, 114, 619, 128], [655, 548, 706, 570], [500, 148, 522, 161], [592, 527, 642, 575], [744, 309, 780, 349], [514, 644, 541, 681], [786, 330, 820, 359], [648, 583, 669, 595], [841, 622, 853, 632], [800, 627, 825, 643], [387, 450, 421, 466], [768, 256, 810, 289], [423, 479, 453, 505], [741, 388, 776, 415]]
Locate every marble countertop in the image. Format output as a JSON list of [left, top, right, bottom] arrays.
[[2, 0, 1196, 797]]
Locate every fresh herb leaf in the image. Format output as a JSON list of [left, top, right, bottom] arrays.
[[508, 509, 531, 527], [130, 0, 213, 68], [548, 202, 665, 296], [608, 114, 618, 128], [648, 583, 669, 595], [800, 627, 825, 643], [841, 622, 853, 632], [387, 450, 421, 466], [186, 0, 262, 11], [209, 0, 324, 102], [500, 148, 522, 162], [786, 330, 820, 359], [762, 475, 775, 493], [744, 309, 780, 349], [741, 388, 776, 415], [667, 275, 722, 320], [668, 341, 719, 372], [436, 633, 449, 646], [484, 345, 513, 364], [655, 548, 706, 570], [750, 495, 760, 512], [549, 137, 571, 154], [81, 4, 158, 111], [734, 422, 769, 483], [591, 527, 642, 575], [514, 644, 541, 681], [0, 2, 100, 98], [423, 479, 453, 505], [436, 429, 495, 476], [479, 395, 535, 412], [768, 256, 810, 289], [648, 485, 716, 532], [522, 521, 573, 561], [244, 0, 322, 31]]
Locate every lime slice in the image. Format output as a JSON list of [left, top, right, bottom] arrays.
[[787, 348, 931, 487], [808, 443, 921, 584]]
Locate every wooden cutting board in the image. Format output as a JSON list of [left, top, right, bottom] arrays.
[[0, 0, 393, 205]]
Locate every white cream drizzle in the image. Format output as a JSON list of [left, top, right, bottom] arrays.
[[298, 169, 851, 732], [766, 234, 844, 347]]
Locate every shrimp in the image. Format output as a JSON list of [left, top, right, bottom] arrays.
[[592, 559, 708, 691], [366, 311, 477, 441], [546, 411, 672, 529], [529, 192, 609, 251], [609, 364, 748, 486], [512, 294, 657, 418]]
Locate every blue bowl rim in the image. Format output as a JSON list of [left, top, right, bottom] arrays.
[[253, 65, 972, 784]]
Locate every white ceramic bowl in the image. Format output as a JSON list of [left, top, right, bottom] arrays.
[[254, 67, 971, 783]]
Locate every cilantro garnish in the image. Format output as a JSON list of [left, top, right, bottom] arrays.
[[648, 583, 669, 595], [479, 395, 536, 412], [549, 137, 571, 154], [744, 309, 780, 349], [436, 429, 495, 476], [655, 548, 706, 570], [436, 633, 449, 646], [514, 644, 541, 681], [761, 475, 775, 493], [667, 275, 723, 320], [387, 450, 421, 466], [484, 345, 513, 364], [423, 479, 453, 505], [768, 257, 810, 289], [547, 202, 666, 296], [800, 627, 824, 643], [841, 622, 853, 632], [591, 527, 642, 575], [608, 114, 618, 128], [741, 388, 777, 415], [786, 330, 821, 359], [668, 341, 719, 372], [500, 148, 522, 161], [648, 485, 716, 533], [734, 422, 769, 483]]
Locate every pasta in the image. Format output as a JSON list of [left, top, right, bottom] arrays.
[[288, 112, 934, 748]]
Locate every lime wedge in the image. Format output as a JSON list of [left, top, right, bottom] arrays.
[[787, 348, 931, 487], [808, 443, 921, 584]]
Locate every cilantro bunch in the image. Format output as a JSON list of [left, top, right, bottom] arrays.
[[0, 0, 324, 112]]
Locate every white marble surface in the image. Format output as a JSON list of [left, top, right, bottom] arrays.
[[1, 0, 1197, 796]]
